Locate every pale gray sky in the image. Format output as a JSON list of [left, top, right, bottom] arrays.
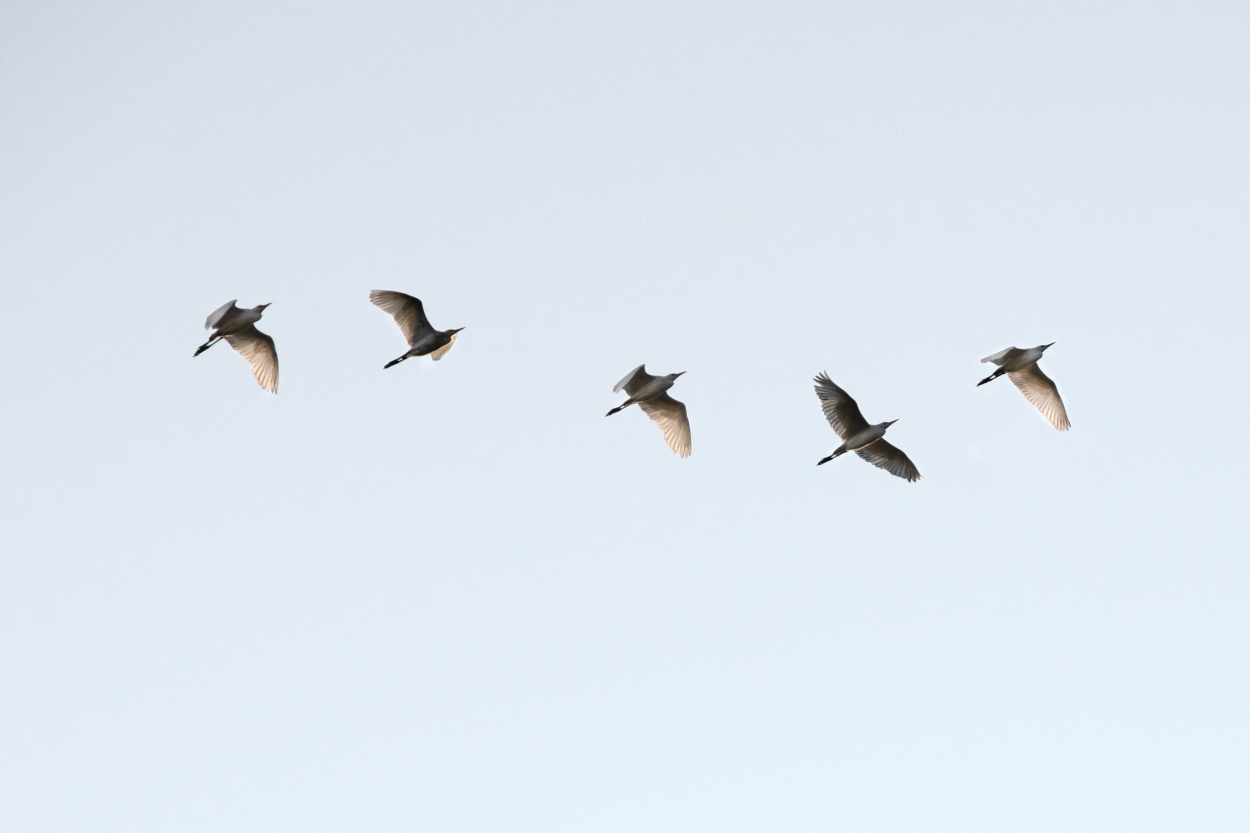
[[2, 2, 1249, 830]]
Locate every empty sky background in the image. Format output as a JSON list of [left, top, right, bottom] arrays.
[[2, 1, 1249, 830]]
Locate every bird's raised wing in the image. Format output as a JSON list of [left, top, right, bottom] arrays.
[[614, 364, 656, 395], [814, 373, 870, 440], [370, 290, 434, 346], [206, 300, 238, 331], [981, 347, 1020, 365], [638, 393, 691, 457], [225, 325, 279, 393], [429, 332, 458, 361], [1008, 364, 1069, 430], [855, 439, 921, 482]]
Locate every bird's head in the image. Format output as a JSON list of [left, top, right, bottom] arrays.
[[257, 303, 272, 312], [452, 327, 465, 334], [1042, 342, 1055, 350], [668, 371, 686, 382], [885, 419, 899, 428]]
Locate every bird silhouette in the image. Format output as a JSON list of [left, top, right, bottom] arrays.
[[370, 290, 464, 369], [813, 372, 919, 481]]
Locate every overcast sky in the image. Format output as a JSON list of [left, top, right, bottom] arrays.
[[2, 2, 1249, 830]]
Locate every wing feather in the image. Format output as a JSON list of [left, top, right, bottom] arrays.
[[637, 393, 691, 457], [429, 332, 458, 361], [854, 439, 921, 482], [370, 290, 434, 346], [206, 300, 237, 330], [813, 373, 870, 440], [981, 346, 1019, 365], [614, 364, 656, 395], [224, 325, 279, 393], [1008, 364, 1070, 430]]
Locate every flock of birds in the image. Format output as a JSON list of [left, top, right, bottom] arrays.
[[196, 293, 1071, 482]]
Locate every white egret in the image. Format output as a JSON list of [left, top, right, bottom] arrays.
[[977, 344, 1070, 430], [194, 300, 278, 394], [370, 290, 464, 368], [814, 372, 919, 481], [606, 364, 691, 457]]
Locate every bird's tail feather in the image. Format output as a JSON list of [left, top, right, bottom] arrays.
[[384, 355, 407, 369]]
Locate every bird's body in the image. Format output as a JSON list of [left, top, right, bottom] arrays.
[[813, 372, 919, 481], [370, 290, 464, 368], [606, 364, 691, 457], [977, 343, 1070, 430], [838, 422, 893, 455], [194, 300, 278, 393]]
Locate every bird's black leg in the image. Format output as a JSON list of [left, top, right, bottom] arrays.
[[605, 400, 632, 417], [817, 448, 846, 465], [193, 337, 220, 357], [976, 367, 1007, 386], [383, 354, 408, 369]]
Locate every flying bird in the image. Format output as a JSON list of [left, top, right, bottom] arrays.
[[977, 344, 1070, 430], [813, 373, 919, 481], [606, 364, 691, 457], [194, 300, 278, 393], [370, 290, 464, 369]]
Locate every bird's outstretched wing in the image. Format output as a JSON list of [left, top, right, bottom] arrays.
[[981, 347, 1020, 366], [370, 290, 434, 346], [225, 325, 279, 393], [614, 364, 656, 395], [638, 392, 691, 457], [1008, 364, 1069, 430], [206, 300, 238, 331], [429, 332, 458, 361], [855, 439, 921, 482], [814, 373, 870, 440]]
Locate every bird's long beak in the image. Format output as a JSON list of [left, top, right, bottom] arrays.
[[1044, 342, 1055, 348], [675, 371, 687, 377], [260, 303, 272, 310], [888, 419, 899, 426], [453, 327, 465, 333]]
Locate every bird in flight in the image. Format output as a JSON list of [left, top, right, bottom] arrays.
[[977, 344, 1070, 430], [370, 290, 464, 369], [194, 300, 278, 393], [606, 364, 691, 457], [813, 372, 919, 481]]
